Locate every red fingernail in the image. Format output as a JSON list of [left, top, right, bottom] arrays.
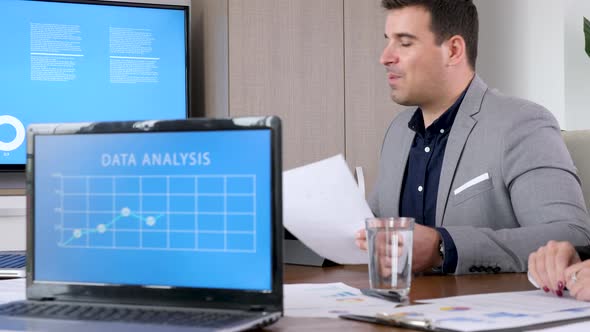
[[543, 286, 550, 293], [558, 281, 564, 291], [556, 290, 563, 297]]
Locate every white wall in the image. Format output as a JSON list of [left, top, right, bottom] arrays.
[[564, 0, 590, 130], [475, 0, 566, 127]]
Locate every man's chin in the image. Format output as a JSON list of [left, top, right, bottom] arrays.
[[390, 93, 412, 106]]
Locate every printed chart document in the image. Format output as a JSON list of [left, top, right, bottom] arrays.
[[283, 155, 372, 264], [529, 321, 590, 332], [379, 290, 590, 331], [285, 282, 399, 318]]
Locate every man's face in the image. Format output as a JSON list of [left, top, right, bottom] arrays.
[[380, 6, 447, 106]]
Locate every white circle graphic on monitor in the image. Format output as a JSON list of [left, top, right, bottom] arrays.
[[146, 216, 156, 227], [97, 224, 106, 233], [121, 207, 131, 217], [0, 115, 25, 152]]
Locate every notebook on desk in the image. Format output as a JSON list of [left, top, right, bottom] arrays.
[[0, 117, 283, 332]]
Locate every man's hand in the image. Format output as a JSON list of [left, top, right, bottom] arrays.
[[412, 223, 442, 272], [565, 260, 590, 301], [355, 228, 402, 277], [529, 241, 581, 296], [355, 228, 367, 250], [355, 224, 443, 273]]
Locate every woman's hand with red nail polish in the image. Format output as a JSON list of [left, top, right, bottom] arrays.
[[528, 241, 580, 295]]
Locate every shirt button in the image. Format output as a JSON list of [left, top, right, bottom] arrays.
[[440, 129, 445, 134], [418, 186, 423, 192], [424, 147, 431, 153]]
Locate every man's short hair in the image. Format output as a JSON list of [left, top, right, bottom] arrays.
[[381, 0, 478, 69]]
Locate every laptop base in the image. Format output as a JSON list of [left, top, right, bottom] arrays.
[[0, 300, 281, 332]]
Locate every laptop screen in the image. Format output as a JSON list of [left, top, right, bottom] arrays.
[[33, 129, 272, 291]]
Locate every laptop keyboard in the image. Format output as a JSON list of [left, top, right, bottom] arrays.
[[0, 302, 255, 328], [0, 254, 26, 269]]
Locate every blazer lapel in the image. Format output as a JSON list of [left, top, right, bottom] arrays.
[[390, 126, 415, 217], [435, 75, 488, 226]]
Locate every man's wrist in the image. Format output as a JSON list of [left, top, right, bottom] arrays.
[[436, 237, 445, 268], [431, 233, 444, 270], [435, 228, 458, 274]]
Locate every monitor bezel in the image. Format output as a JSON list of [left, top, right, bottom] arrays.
[[26, 117, 283, 313], [0, 0, 191, 171]]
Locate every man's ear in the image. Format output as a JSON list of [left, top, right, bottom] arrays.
[[444, 35, 466, 67]]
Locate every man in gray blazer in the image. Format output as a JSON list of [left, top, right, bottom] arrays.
[[355, 0, 590, 276]]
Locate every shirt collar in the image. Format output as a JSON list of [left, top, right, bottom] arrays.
[[408, 88, 468, 136]]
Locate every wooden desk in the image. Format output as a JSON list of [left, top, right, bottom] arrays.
[[268, 265, 536, 331]]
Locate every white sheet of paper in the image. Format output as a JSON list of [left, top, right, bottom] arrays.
[[529, 321, 590, 332], [0, 278, 25, 304], [284, 282, 400, 318], [419, 290, 586, 312], [283, 155, 372, 264], [389, 290, 590, 332]]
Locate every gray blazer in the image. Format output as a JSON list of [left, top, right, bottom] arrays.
[[369, 75, 590, 274]]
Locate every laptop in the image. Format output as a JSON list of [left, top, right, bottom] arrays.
[[0, 251, 26, 278], [0, 117, 283, 331], [0, 197, 27, 278]]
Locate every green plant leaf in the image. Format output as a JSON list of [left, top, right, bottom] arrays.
[[585, 16, 590, 59]]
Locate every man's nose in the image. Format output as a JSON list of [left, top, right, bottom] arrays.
[[380, 44, 399, 66]]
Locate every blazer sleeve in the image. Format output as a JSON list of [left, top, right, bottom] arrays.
[[445, 103, 590, 274]]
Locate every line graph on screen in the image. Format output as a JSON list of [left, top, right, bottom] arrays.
[[52, 174, 257, 253]]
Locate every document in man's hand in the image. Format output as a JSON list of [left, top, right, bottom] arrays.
[[283, 155, 372, 264]]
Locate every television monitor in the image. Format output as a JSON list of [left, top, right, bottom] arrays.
[[0, 0, 190, 174]]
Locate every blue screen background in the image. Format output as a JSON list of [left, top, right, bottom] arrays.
[[34, 130, 272, 291], [0, 0, 187, 165]]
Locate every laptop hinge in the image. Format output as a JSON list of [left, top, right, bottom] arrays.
[[39, 297, 56, 302]]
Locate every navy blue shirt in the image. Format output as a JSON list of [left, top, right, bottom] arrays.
[[399, 90, 467, 273]]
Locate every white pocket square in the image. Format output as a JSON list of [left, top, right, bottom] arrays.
[[453, 173, 489, 195]]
